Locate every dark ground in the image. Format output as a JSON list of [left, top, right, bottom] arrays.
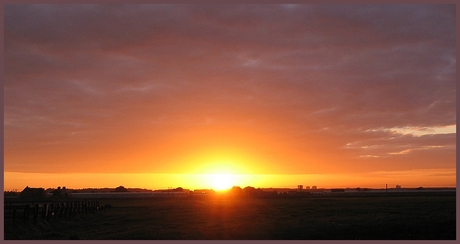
[[4, 191, 456, 240]]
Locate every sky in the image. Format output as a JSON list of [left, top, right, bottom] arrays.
[[4, 4, 456, 191]]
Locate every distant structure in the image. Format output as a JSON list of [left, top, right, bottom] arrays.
[[298, 185, 303, 192], [311, 186, 317, 190], [193, 189, 215, 194], [305, 186, 310, 190], [51, 186, 70, 198], [20, 186, 45, 199], [396, 185, 402, 189]]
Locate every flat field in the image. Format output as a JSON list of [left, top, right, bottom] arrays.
[[4, 191, 456, 240]]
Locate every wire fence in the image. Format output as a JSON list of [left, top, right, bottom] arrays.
[[4, 200, 109, 225]]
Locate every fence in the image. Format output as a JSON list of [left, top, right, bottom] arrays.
[[4, 200, 103, 225]]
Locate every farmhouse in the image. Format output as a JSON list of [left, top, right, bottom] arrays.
[[19, 186, 45, 199]]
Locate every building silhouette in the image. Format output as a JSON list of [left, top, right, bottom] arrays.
[[20, 186, 45, 199]]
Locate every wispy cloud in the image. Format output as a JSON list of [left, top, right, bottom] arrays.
[[4, 4, 455, 178]]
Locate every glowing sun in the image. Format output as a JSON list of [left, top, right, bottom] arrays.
[[208, 173, 235, 191]]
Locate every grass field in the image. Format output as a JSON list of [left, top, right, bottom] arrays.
[[4, 191, 456, 240]]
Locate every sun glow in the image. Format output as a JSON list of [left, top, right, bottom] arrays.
[[197, 163, 240, 191], [207, 173, 236, 191], [187, 156, 249, 191]]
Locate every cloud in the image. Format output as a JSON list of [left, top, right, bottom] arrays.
[[4, 4, 456, 175]]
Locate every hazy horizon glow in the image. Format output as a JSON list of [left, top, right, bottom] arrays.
[[4, 169, 456, 192], [4, 4, 456, 191]]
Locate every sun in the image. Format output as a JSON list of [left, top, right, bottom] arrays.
[[191, 157, 248, 191], [208, 173, 235, 191]]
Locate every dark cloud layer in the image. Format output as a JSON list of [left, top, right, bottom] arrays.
[[4, 4, 456, 175]]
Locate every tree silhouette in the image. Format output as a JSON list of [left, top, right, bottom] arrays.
[[229, 186, 243, 195], [114, 186, 128, 192]]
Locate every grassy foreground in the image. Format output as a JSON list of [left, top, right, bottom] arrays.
[[4, 192, 456, 240]]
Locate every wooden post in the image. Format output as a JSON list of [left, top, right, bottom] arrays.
[[63, 202, 66, 217], [46, 203, 50, 221], [61, 202, 65, 217], [70, 202, 74, 215], [54, 203, 58, 218], [12, 208, 17, 225], [47, 203, 52, 221], [59, 202, 64, 217], [42, 204, 47, 220], [23, 204, 30, 223], [68, 202, 73, 219], [33, 204, 39, 224], [53, 203, 58, 219], [64, 202, 68, 218], [56, 202, 60, 217]]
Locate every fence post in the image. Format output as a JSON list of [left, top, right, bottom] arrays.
[[23, 204, 30, 223], [42, 204, 47, 220], [33, 204, 39, 224], [59, 202, 64, 217], [51, 203, 56, 220], [68, 202, 73, 219], [46, 203, 50, 220], [56, 202, 60, 218], [12, 208, 17, 225], [53, 203, 58, 219], [71, 202, 75, 217], [47, 203, 52, 221], [63, 202, 68, 218]]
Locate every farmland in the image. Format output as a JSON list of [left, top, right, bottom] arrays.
[[4, 191, 456, 240]]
